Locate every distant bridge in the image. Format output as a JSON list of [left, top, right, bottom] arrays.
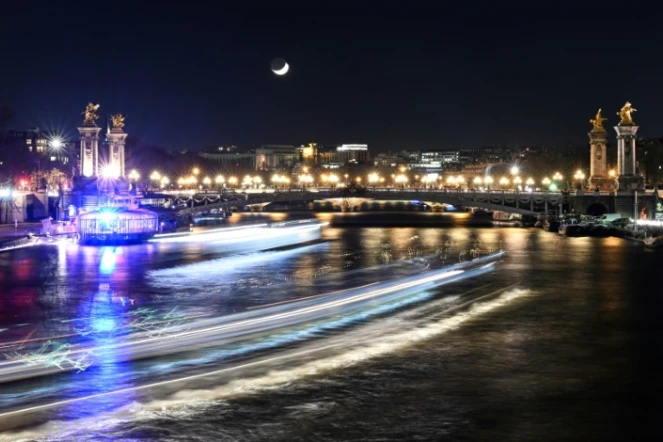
[[156, 187, 658, 219]]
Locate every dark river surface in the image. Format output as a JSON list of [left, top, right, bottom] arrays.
[[0, 212, 661, 441]]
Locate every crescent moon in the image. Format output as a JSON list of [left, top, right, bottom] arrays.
[[273, 62, 289, 76]]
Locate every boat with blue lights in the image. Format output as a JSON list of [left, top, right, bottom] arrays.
[[76, 196, 159, 244]]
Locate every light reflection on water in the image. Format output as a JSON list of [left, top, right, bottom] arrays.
[[1, 212, 659, 441]]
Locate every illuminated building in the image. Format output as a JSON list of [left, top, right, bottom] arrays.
[[336, 144, 369, 164], [300, 143, 318, 163], [255, 145, 300, 170]]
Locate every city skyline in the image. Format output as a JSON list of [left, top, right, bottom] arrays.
[[2, 4, 663, 152]]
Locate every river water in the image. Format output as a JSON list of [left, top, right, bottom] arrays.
[[0, 212, 661, 441]]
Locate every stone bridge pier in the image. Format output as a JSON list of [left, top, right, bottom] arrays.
[[571, 191, 657, 219]]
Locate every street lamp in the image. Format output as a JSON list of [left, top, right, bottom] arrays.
[[192, 167, 200, 176], [484, 176, 494, 190], [215, 175, 225, 187], [552, 172, 563, 181], [228, 176, 238, 187], [608, 169, 616, 178], [128, 169, 140, 181], [513, 176, 522, 190], [298, 174, 313, 188], [150, 171, 161, 189], [328, 173, 339, 189], [499, 176, 509, 189], [573, 169, 586, 190], [395, 174, 408, 188], [202, 176, 211, 187], [473, 176, 483, 186], [510, 166, 520, 175], [526, 177, 535, 186], [542, 177, 551, 186], [368, 173, 379, 189]]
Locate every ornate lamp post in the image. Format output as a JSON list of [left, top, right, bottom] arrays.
[[128, 169, 140, 192], [395, 174, 408, 189], [368, 173, 379, 190], [513, 176, 522, 191], [484, 176, 493, 191], [150, 171, 161, 190], [573, 169, 586, 190], [456, 175, 465, 190], [328, 173, 339, 189]]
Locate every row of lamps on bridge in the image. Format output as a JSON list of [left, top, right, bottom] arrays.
[[129, 166, 614, 191]]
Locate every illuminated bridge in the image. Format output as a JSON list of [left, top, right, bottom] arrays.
[[158, 188, 658, 219]]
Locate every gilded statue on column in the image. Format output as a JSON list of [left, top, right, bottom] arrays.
[[590, 108, 606, 130], [111, 113, 125, 130], [617, 101, 636, 125], [82, 103, 100, 125]]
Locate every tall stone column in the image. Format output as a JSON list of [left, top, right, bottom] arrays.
[[78, 103, 101, 178], [587, 109, 614, 191], [78, 125, 101, 177], [107, 127, 127, 178], [614, 124, 644, 192]]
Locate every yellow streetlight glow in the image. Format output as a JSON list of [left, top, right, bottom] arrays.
[[499, 177, 509, 186], [368, 173, 379, 184], [526, 177, 534, 186], [192, 168, 200, 175], [228, 176, 238, 185], [608, 169, 616, 177], [473, 177, 483, 185], [203, 176, 211, 185], [553, 172, 563, 181], [395, 174, 408, 184], [160, 176, 170, 185], [128, 169, 140, 181], [215, 175, 225, 184], [484, 176, 494, 184], [456, 175, 465, 184], [513, 176, 522, 185], [446, 176, 456, 184], [542, 177, 551, 185], [510, 166, 520, 175], [150, 171, 161, 181]]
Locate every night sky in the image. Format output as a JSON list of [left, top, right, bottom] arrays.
[[2, 2, 662, 152]]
